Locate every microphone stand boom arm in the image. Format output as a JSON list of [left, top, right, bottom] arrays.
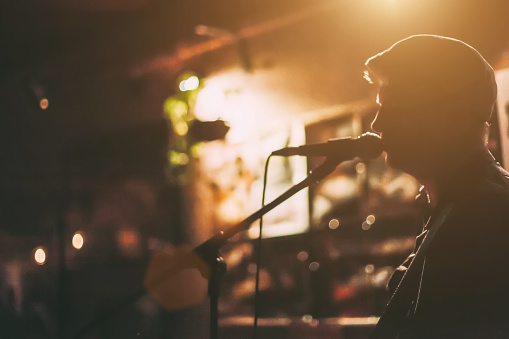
[[194, 156, 340, 259]]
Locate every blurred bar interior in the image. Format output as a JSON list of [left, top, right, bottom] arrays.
[[1, 0, 509, 338]]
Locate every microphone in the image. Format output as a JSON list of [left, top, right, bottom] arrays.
[[271, 132, 384, 159]]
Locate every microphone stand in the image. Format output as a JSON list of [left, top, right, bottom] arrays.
[[194, 156, 342, 339], [74, 156, 349, 339]]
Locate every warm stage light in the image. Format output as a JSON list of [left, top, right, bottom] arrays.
[[194, 86, 226, 121], [195, 68, 310, 238], [34, 247, 46, 265], [72, 232, 84, 249], [39, 98, 49, 110]]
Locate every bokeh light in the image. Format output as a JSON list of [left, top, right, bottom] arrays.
[[366, 214, 376, 225], [39, 98, 49, 110], [34, 247, 46, 265], [179, 76, 200, 92], [362, 221, 371, 231], [72, 232, 84, 250], [309, 262, 320, 271], [329, 218, 340, 229], [297, 251, 309, 261], [365, 264, 375, 274]]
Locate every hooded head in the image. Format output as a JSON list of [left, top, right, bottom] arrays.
[[365, 35, 497, 179]]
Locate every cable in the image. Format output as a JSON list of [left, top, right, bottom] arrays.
[[253, 154, 272, 339]]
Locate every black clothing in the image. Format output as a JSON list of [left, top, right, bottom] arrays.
[[372, 150, 509, 338]]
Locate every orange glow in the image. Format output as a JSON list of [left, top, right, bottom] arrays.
[[39, 98, 49, 110], [118, 229, 138, 246], [117, 229, 141, 255], [135, 3, 337, 76], [34, 247, 46, 265], [72, 232, 84, 249]]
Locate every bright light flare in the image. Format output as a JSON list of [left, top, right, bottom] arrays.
[[194, 86, 226, 121], [34, 247, 46, 265], [179, 76, 200, 92], [72, 232, 84, 249]]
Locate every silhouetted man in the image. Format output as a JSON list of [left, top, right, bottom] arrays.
[[366, 35, 509, 338]]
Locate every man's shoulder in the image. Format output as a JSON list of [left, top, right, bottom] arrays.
[[431, 164, 509, 247], [454, 163, 509, 214]]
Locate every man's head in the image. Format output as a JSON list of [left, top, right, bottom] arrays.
[[365, 35, 497, 179]]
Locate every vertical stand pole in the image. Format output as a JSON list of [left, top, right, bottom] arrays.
[[208, 254, 227, 339]]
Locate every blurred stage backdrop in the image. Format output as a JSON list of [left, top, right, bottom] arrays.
[[1, 0, 509, 338]]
